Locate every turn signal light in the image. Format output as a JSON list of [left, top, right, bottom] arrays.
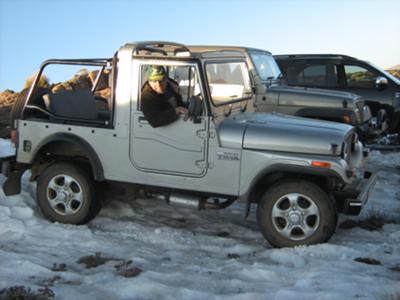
[[343, 115, 352, 124], [311, 161, 331, 168]]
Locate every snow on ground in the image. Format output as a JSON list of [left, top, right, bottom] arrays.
[[0, 138, 399, 300]]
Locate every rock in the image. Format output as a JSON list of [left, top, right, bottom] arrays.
[[354, 257, 381, 265], [0, 90, 19, 138], [95, 87, 111, 100], [77, 252, 112, 269], [24, 74, 50, 89], [386, 69, 400, 79], [89, 69, 110, 90]]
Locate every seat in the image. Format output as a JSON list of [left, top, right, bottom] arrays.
[[43, 89, 98, 120]]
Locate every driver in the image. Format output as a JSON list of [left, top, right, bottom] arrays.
[[141, 66, 188, 128]]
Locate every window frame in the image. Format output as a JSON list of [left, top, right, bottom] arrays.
[[137, 61, 207, 114], [203, 59, 253, 107], [342, 63, 379, 89]]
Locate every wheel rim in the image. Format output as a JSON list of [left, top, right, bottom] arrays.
[[271, 193, 320, 241], [46, 174, 83, 216]]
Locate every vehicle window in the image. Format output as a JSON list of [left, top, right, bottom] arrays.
[[168, 66, 201, 103], [280, 62, 337, 88], [297, 65, 327, 87], [344, 65, 378, 88], [139, 64, 202, 108], [249, 52, 281, 81], [369, 62, 400, 85], [41, 64, 111, 97], [205, 61, 252, 106]]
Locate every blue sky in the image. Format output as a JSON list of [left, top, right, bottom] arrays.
[[1, 0, 399, 91]]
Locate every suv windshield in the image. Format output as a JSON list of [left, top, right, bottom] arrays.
[[369, 62, 400, 85], [249, 51, 281, 81], [205, 61, 252, 106]]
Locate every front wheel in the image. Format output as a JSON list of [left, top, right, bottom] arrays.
[[257, 180, 337, 248], [37, 162, 100, 224]]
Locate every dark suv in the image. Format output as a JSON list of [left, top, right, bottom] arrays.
[[275, 54, 400, 133], [189, 46, 387, 142]]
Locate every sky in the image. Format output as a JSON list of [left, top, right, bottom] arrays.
[[0, 0, 399, 92]]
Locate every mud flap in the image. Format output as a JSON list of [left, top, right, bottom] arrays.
[[0, 156, 29, 196]]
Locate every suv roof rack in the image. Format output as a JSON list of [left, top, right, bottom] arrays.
[[123, 41, 192, 57], [120, 42, 247, 59], [274, 54, 357, 60], [188, 45, 272, 56]]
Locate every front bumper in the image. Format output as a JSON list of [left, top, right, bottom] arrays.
[[334, 171, 377, 215]]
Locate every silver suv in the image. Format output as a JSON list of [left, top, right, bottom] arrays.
[[0, 42, 376, 248]]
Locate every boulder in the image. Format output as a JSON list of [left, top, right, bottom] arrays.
[[0, 90, 19, 138]]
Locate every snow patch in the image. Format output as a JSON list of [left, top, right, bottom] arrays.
[[0, 138, 399, 299]]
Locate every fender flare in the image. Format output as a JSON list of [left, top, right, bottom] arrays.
[[32, 133, 104, 181], [240, 163, 343, 218]]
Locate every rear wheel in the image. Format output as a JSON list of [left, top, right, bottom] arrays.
[[257, 180, 337, 248], [37, 162, 100, 224]]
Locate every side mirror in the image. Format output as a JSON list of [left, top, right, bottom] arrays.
[[188, 95, 203, 121], [375, 76, 388, 90]]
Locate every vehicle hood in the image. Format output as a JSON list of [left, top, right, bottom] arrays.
[[218, 112, 353, 155], [268, 84, 364, 108]]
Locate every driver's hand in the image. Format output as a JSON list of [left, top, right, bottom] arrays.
[[176, 106, 189, 121]]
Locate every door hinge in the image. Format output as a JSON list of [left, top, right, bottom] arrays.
[[197, 130, 215, 139]]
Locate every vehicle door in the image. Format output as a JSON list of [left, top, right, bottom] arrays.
[[273, 60, 340, 115], [337, 62, 395, 115], [130, 61, 209, 177]]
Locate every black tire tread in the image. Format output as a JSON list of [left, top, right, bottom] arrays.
[[37, 162, 100, 225], [257, 179, 336, 248]]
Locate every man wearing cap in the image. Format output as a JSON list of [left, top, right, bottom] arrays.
[[141, 66, 188, 128]]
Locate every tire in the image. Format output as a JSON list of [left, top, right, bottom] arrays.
[[376, 109, 387, 131], [10, 87, 48, 129], [257, 179, 337, 248], [37, 162, 100, 225]]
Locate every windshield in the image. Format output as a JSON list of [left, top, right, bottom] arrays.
[[205, 61, 253, 106], [369, 62, 400, 85], [249, 51, 282, 81]]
